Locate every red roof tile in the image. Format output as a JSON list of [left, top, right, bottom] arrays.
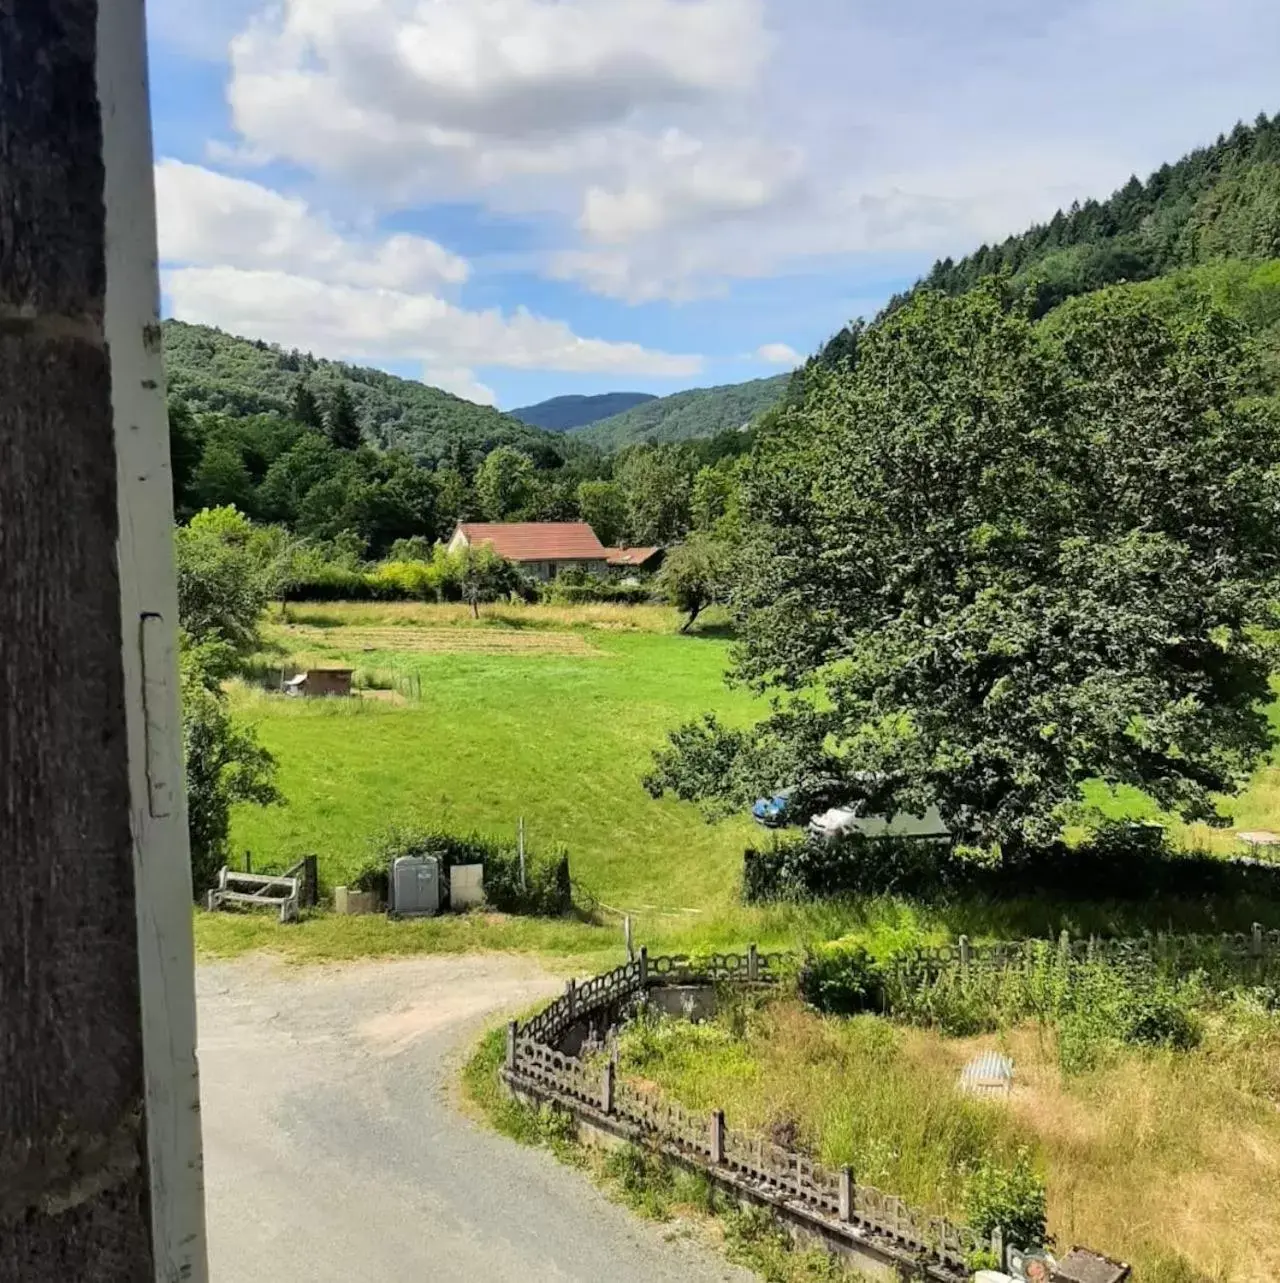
[[604, 546, 662, 566], [455, 522, 607, 562]]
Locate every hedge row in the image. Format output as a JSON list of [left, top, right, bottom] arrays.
[[742, 823, 1280, 905]]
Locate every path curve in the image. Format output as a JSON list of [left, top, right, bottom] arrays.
[[198, 955, 753, 1282]]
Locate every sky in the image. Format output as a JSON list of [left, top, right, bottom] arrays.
[[146, 0, 1280, 411]]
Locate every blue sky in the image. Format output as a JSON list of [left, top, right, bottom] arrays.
[[146, 0, 1279, 411]]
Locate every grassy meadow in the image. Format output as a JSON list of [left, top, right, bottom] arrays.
[[223, 601, 760, 907], [611, 996, 1280, 1282], [196, 600, 1280, 963]]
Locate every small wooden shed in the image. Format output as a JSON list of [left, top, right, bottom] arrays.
[[284, 667, 354, 698]]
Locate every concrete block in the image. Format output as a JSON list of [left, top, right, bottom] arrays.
[[333, 887, 379, 916], [450, 863, 485, 910]]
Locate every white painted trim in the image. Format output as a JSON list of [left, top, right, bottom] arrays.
[[99, 4, 209, 1280]]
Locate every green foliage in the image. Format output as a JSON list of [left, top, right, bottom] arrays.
[[797, 943, 883, 1016], [963, 1149, 1047, 1251], [367, 824, 573, 916], [574, 374, 790, 451], [655, 281, 1280, 846], [181, 648, 280, 895], [325, 383, 362, 451], [615, 444, 697, 544], [163, 319, 559, 465], [174, 506, 281, 662], [848, 111, 1280, 341], [475, 445, 536, 519], [576, 479, 628, 546], [657, 532, 730, 631]]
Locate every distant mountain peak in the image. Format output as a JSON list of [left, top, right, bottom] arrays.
[[510, 391, 658, 432]]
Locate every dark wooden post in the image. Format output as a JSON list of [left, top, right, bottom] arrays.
[[747, 943, 759, 982], [638, 945, 649, 988], [506, 1021, 518, 1071], [302, 854, 319, 908], [601, 1060, 616, 1115], [1, 4, 206, 1278]]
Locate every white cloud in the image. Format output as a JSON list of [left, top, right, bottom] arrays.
[[427, 367, 500, 406], [157, 161, 702, 400], [156, 159, 470, 289], [226, 0, 769, 198], [211, 0, 1280, 308], [164, 266, 702, 376], [756, 343, 800, 366]]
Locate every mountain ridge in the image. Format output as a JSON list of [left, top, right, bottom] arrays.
[[510, 391, 658, 432]]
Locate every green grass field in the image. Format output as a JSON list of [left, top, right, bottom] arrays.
[[197, 600, 1280, 963], [228, 602, 760, 911]]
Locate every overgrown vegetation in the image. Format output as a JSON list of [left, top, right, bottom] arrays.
[[352, 824, 573, 917]]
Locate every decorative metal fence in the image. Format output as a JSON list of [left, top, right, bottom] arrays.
[[503, 947, 988, 1278], [501, 928, 1264, 1276]]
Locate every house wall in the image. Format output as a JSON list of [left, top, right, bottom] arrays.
[[523, 559, 609, 581], [447, 528, 468, 555]]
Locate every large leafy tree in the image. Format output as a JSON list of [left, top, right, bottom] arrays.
[[475, 445, 536, 520], [576, 479, 628, 546], [650, 281, 1280, 846]]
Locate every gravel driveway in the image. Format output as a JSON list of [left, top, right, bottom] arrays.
[[198, 955, 753, 1282]]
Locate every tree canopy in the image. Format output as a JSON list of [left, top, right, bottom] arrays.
[[649, 281, 1280, 847]]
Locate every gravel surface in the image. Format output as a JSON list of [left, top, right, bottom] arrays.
[[198, 955, 754, 1282]]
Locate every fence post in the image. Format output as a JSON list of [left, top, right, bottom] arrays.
[[601, 1059, 615, 1115], [506, 1020, 517, 1071], [639, 946, 649, 989], [1058, 929, 1070, 968], [624, 914, 634, 961], [710, 1109, 725, 1164], [839, 1166, 854, 1222], [565, 978, 577, 1021], [990, 1224, 1004, 1268], [959, 935, 970, 982], [1253, 922, 1264, 957], [1087, 934, 1097, 963], [302, 853, 318, 907], [748, 943, 759, 983]]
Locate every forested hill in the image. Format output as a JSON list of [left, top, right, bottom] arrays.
[[572, 373, 791, 450], [941, 113, 1280, 312], [162, 320, 561, 466], [511, 391, 657, 432]]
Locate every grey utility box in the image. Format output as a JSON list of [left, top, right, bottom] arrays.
[[390, 855, 440, 918]]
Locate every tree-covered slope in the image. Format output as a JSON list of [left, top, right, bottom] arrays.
[[572, 373, 791, 450], [162, 320, 562, 466], [921, 112, 1280, 315], [511, 391, 658, 432]]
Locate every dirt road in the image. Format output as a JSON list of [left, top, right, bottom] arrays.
[[197, 955, 752, 1282]]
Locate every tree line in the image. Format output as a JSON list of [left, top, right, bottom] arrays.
[[169, 380, 755, 562]]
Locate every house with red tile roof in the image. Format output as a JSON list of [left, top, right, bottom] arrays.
[[448, 521, 610, 581], [603, 546, 665, 573]]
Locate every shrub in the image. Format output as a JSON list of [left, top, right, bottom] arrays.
[[797, 943, 885, 1016], [365, 825, 573, 917], [963, 1148, 1048, 1251]]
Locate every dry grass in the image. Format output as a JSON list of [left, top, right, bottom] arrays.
[[277, 600, 730, 635], [274, 623, 602, 656], [624, 998, 1280, 1281]]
